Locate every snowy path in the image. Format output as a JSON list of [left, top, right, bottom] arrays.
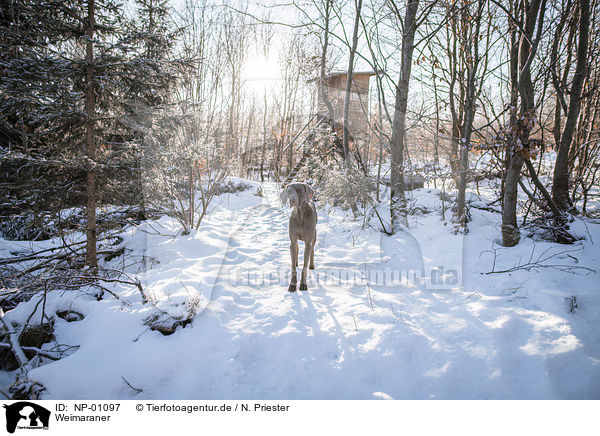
[[16, 180, 600, 399], [190, 181, 429, 399], [158, 182, 599, 399]]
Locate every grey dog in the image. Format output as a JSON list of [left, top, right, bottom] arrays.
[[280, 182, 317, 292]]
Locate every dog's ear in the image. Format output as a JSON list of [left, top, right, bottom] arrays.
[[280, 186, 289, 205], [303, 184, 315, 201]]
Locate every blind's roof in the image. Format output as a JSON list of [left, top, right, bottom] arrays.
[[307, 70, 382, 83]]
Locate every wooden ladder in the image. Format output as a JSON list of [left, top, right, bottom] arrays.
[[284, 148, 312, 185], [282, 109, 328, 186]]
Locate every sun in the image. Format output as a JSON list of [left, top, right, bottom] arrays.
[[242, 55, 281, 95]]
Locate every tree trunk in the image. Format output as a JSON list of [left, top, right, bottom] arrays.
[[85, 0, 97, 267], [390, 0, 419, 234], [501, 0, 546, 247], [243, 102, 254, 177], [260, 92, 267, 182], [456, 1, 483, 227], [446, 10, 462, 187], [342, 0, 363, 163], [319, 0, 334, 117], [457, 112, 473, 227], [432, 72, 440, 189], [376, 95, 384, 202], [502, 152, 524, 246], [552, 0, 590, 211]]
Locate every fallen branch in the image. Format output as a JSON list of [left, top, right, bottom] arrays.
[[15, 250, 83, 278], [482, 245, 595, 275], [46, 275, 148, 303], [121, 376, 143, 394], [0, 240, 87, 265], [0, 342, 64, 361], [519, 179, 545, 211], [367, 197, 392, 235], [523, 158, 562, 217], [483, 262, 594, 274], [470, 204, 502, 214], [0, 308, 29, 367], [523, 158, 576, 244]]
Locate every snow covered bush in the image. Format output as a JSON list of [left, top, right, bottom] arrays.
[[0, 214, 53, 241], [142, 115, 228, 234], [299, 156, 376, 212], [143, 288, 207, 336], [213, 180, 251, 195]]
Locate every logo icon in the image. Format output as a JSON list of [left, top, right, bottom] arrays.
[[3, 402, 50, 433]]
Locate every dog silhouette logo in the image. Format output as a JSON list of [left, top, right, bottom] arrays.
[[3, 402, 50, 433]]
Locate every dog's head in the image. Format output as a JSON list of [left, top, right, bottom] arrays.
[[280, 183, 315, 208]]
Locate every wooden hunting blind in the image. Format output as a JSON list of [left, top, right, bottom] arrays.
[[318, 71, 377, 138]]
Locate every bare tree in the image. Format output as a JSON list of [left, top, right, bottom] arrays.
[[454, 0, 488, 228], [389, 0, 420, 234], [319, 0, 335, 117], [551, 0, 590, 211], [501, 0, 547, 247], [571, 1, 600, 213], [342, 0, 363, 162], [85, 0, 97, 267]]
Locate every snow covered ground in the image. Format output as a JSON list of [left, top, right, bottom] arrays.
[[1, 177, 599, 399]]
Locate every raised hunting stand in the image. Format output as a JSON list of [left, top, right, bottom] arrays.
[[283, 71, 377, 185]]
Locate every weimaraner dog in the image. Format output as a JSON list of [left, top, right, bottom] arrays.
[[280, 182, 317, 292]]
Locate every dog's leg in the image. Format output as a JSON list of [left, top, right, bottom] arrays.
[[300, 240, 312, 290], [309, 233, 316, 270], [294, 243, 298, 267], [289, 240, 298, 292]]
